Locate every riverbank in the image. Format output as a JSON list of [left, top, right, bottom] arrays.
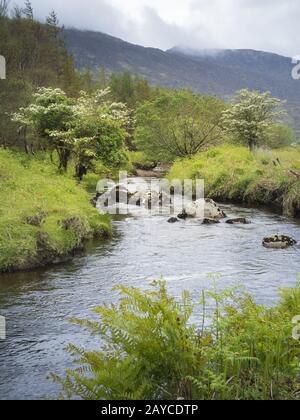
[[168, 145, 300, 217], [0, 149, 111, 273]]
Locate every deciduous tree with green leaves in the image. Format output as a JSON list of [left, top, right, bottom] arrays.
[[13, 88, 128, 177], [13, 87, 75, 170], [222, 89, 285, 151], [135, 89, 226, 162]]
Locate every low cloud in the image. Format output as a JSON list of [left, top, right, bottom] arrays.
[[14, 0, 300, 56]]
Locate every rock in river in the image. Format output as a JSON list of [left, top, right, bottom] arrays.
[[177, 199, 226, 220], [202, 218, 220, 225], [263, 235, 297, 249], [226, 218, 251, 225], [168, 217, 179, 224]]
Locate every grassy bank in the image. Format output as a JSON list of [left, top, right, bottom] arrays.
[[168, 145, 300, 217], [0, 149, 111, 273], [56, 280, 300, 400]]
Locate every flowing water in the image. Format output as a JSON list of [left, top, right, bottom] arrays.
[[0, 178, 300, 399]]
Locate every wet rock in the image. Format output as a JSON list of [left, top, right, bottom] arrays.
[[168, 217, 179, 224], [205, 199, 227, 220], [177, 209, 189, 220], [131, 190, 171, 208], [91, 193, 101, 207], [263, 235, 297, 249], [226, 218, 251, 225], [100, 184, 133, 206], [177, 199, 226, 220], [202, 218, 220, 225]]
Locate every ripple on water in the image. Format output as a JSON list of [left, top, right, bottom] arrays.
[[0, 192, 300, 399]]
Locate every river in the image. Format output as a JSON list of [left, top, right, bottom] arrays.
[[0, 178, 300, 399]]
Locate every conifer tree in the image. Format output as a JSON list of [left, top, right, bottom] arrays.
[[23, 0, 33, 20]]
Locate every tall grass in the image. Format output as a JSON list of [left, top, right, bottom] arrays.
[[0, 149, 111, 272], [168, 145, 300, 216]]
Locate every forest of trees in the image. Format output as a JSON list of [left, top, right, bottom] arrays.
[[0, 0, 155, 157], [0, 0, 295, 166]]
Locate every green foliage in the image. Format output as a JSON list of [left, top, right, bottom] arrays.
[[127, 151, 157, 172], [13, 88, 129, 176], [222, 89, 286, 151], [68, 89, 128, 177], [13, 87, 75, 170], [55, 280, 300, 400], [135, 89, 226, 162], [0, 149, 111, 272], [0, 3, 81, 148], [110, 71, 154, 108], [263, 124, 295, 149], [168, 144, 300, 216]]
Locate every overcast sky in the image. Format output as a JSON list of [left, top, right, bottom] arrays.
[[14, 0, 300, 56]]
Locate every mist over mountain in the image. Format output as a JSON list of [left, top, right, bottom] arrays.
[[64, 28, 300, 134]]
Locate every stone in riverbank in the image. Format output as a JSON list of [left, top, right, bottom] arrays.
[[263, 235, 297, 249]]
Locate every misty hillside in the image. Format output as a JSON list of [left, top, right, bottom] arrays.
[[64, 29, 300, 136], [64, 29, 300, 101]]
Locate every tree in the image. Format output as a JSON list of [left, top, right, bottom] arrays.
[[135, 89, 226, 161], [13, 88, 128, 176], [222, 89, 285, 151], [46, 10, 59, 28], [0, 0, 9, 17], [263, 124, 295, 149], [13, 88, 75, 170], [0, 6, 81, 148], [61, 89, 128, 179], [23, 0, 33, 20], [110, 71, 153, 107]]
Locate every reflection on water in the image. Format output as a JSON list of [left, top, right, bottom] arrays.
[[0, 184, 300, 399]]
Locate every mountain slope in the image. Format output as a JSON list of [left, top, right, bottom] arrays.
[[64, 29, 300, 103]]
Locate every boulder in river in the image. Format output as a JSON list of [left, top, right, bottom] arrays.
[[130, 190, 171, 208], [168, 217, 179, 224], [100, 184, 132, 206], [226, 218, 251, 225], [202, 218, 220, 225], [177, 199, 226, 220], [263, 235, 297, 249]]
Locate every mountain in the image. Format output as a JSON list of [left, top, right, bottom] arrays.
[[64, 29, 300, 136], [64, 29, 300, 101]]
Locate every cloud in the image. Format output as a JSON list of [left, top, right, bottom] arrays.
[[13, 0, 300, 56]]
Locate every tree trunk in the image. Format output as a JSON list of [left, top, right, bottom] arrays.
[[249, 139, 257, 152], [75, 163, 87, 181], [57, 147, 70, 172]]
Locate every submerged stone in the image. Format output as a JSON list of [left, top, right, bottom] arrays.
[[226, 218, 251, 225], [168, 217, 179, 224], [263, 235, 297, 249]]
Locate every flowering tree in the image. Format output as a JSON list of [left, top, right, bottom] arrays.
[[221, 89, 285, 151], [13, 87, 75, 170], [13, 87, 128, 177]]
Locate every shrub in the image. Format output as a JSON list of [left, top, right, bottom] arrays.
[[55, 279, 300, 400]]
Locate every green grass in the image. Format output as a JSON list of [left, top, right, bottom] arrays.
[[0, 149, 111, 272], [55, 279, 300, 400], [168, 144, 300, 216], [126, 150, 157, 172]]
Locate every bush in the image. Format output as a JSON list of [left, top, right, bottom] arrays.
[[55, 279, 300, 400]]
